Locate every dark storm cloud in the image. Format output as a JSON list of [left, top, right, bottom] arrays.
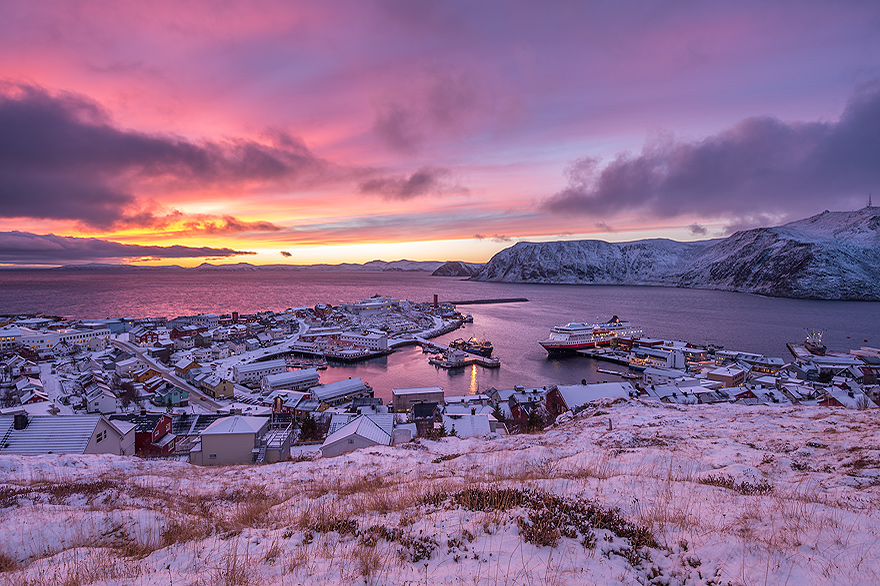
[[0, 231, 255, 264], [358, 166, 465, 200], [544, 83, 880, 221], [279, 250, 292, 257], [0, 83, 326, 228], [688, 223, 708, 236]]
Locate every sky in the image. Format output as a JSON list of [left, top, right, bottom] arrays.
[[1, 0, 879, 266]]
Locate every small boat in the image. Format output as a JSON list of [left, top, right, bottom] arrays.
[[804, 329, 827, 355], [449, 337, 493, 357]]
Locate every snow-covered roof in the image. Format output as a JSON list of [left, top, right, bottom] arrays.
[[392, 386, 444, 396], [322, 415, 390, 448], [554, 382, 635, 410], [0, 415, 104, 455], [200, 415, 267, 435], [264, 369, 319, 387], [311, 378, 367, 402], [264, 389, 309, 408], [441, 414, 491, 438], [234, 359, 287, 374], [109, 419, 137, 436]]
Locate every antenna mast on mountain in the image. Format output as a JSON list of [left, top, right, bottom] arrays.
[[869, 193, 873, 208]]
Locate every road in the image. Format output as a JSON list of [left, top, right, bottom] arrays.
[[111, 338, 223, 412]]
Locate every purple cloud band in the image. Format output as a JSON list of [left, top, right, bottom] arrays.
[[0, 231, 254, 264], [544, 82, 880, 222]]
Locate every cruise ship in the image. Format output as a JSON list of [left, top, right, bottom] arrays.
[[538, 316, 642, 354]]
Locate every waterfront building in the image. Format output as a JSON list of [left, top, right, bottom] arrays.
[[707, 366, 747, 387], [391, 386, 445, 413], [310, 377, 370, 406], [233, 359, 287, 385], [339, 332, 389, 351], [260, 369, 320, 395]]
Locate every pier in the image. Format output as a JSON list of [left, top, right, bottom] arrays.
[[429, 353, 501, 369], [443, 297, 529, 305]]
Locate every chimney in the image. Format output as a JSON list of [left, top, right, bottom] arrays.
[[433, 294, 438, 309], [13, 413, 28, 430]]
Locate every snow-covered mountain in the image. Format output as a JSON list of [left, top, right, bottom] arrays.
[[472, 207, 880, 300], [431, 261, 484, 276]]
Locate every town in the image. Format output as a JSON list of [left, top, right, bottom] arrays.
[[1, 296, 878, 465]]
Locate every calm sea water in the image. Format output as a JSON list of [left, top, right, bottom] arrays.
[[1, 269, 878, 400]]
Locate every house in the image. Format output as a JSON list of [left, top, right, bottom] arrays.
[[189, 415, 292, 465], [707, 366, 747, 387], [108, 412, 175, 456], [0, 413, 128, 456], [320, 415, 391, 458], [132, 367, 161, 383], [391, 386, 444, 413], [441, 413, 491, 438], [410, 402, 440, 420], [142, 375, 166, 394], [152, 385, 189, 408], [546, 382, 636, 417], [191, 372, 234, 399], [174, 358, 202, 379], [819, 384, 872, 408], [115, 356, 144, 377], [508, 388, 549, 421], [85, 387, 118, 414], [129, 326, 158, 346]]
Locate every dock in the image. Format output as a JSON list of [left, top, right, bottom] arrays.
[[429, 353, 501, 369], [577, 348, 633, 366], [596, 367, 641, 380], [443, 298, 529, 305]]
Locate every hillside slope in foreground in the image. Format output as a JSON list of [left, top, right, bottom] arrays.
[[1, 400, 879, 586]]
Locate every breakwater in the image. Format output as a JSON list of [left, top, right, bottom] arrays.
[[444, 297, 529, 305]]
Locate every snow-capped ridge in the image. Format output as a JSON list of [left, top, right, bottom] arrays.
[[473, 207, 880, 300]]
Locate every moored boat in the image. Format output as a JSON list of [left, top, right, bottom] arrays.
[[449, 337, 493, 357], [539, 315, 642, 355]]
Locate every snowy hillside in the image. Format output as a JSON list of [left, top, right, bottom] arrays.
[[474, 239, 707, 284], [473, 208, 880, 300], [1, 399, 878, 586]]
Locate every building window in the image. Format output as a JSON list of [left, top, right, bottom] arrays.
[[209, 454, 217, 459]]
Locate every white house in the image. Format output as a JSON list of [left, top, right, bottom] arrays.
[[320, 415, 391, 458], [190, 415, 292, 465], [0, 414, 128, 456]]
